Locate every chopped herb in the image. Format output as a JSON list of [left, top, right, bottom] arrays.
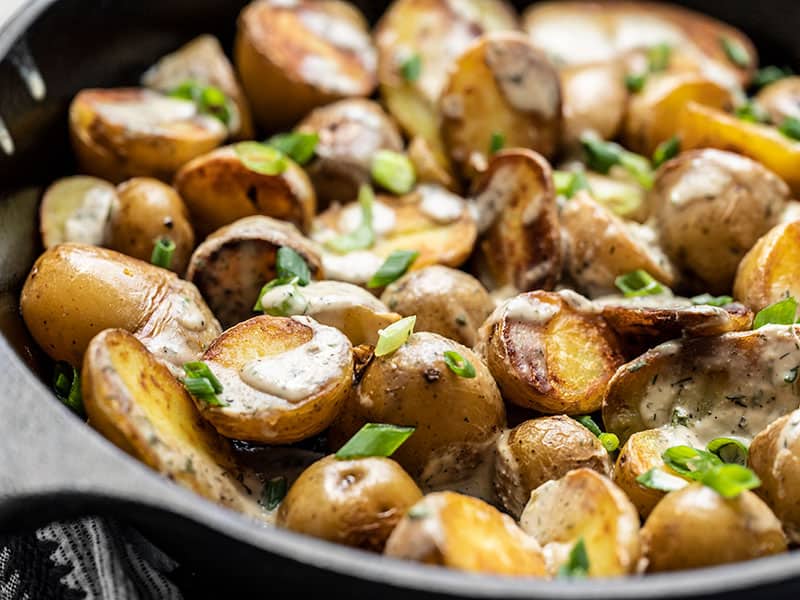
[[707, 437, 749, 466], [261, 476, 287, 510], [371, 150, 416, 195], [671, 407, 690, 427], [553, 170, 590, 199], [652, 136, 681, 168], [253, 278, 308, 317], [557, 538, 589, 578], [335, 423, 415, 459], [374, 315, 416, 357], [615, 269, 668, 297], [276, 246, 311, 286], [575, 415, 602, 437], [779, 116, 800, 142], [408, 504, 429, 519], [753, 297, 798, 329], [625, 72, 647, 93], [599, 432, 620, 453], [734, 100, 769, 123], [400, 53, 422, 82], [367, 250, 419, 288], [636, 468, 688, 492], [235, 141, 288, 175], [720, 36, 751, 68], [691, 293, 733, 307], [266, 132, 318, 165], [443, 350, 476, 378], [325, 184, 376, 253], [150, 238, 175, 270], [182, 362, 227, 407], [662, 445, 722, 480], [580, 135, 654, 189], [647, 43, 672, 72], [489, 132, 506, 155], [785, 367, 799, 383], [52, 361, 83, 414], [752, 65, 793, 89], [169, 80, 232, 125], [701, 464, 760, 498]]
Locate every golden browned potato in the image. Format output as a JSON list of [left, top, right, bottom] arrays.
[[21, 243, 220, 370], [329, 332, 505, 489], [561, 60, 627, 149], [174, 145, 316, 238], [495, 417, 613, 519], [641, 484, 786, 572], [199, 315, 353, 444], [311, 185, 477, 286], [520, 468, 641, 577], [734, 221, 800, 314], [603, 325, 800, 445], [106, 178, 194, 273], [69, 88, 226, 183], [39, 176, 117, 248], [407, 136, 458, 192], [470, 149, 562, 293], [380, 266, 494, 347], [749, 410, 800, 543], [561, 191, 676, 297], [235, 0, 376, 130], [297, 99, 404, 208], [650, 149, 789, 294], [187, 215, 322, 329], [385, 491, 548, 576], [82, 329, 261, 517], [476, 290, 625, 414], [276, 455, 422, 551], [755, 76, 800, 125], [440, 32, 561, 178], [141, 34, 255, 140]]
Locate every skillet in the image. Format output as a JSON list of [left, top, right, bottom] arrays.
[[1, 0, 800, 597]]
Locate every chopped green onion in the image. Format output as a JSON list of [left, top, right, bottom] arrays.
[[553, 170, 590, 199], [599, 432, 620, 453], [325, 184, 376, 254], [169, 80, 232, 126], [183, 362, 222, 393], [254, 278, 308, 316], [489, 132, 506, 155], [652, 136, 681, 168], [443, 351, 476, 378], [266, 132, 319, 165], [734, 100, 769, 123], [614, 270, 667, 297], [636, 468, 688, 492], [182, 362, 227, 406], [779, 116, 800, 142], [721, 36, 751, 68], [647, 43, 672, 72], [235, 142, 288, 175], [619, 152, 655, 189], [752, 65, 793, 89], [276, 246, 310, 286], [371, 150, 416, 195], [150, 237, 176, 269], [707, 438, 749, 466], [625, 72, 647, 93], [700, 464, 760, 498], [335, 423, 415, 459], [53, 361, 83, 414], [261, 476, 287, 510], [557, 538, 589, 578], [753, 296, 798, 329], [408, 504, 429, 519], [671, 407, 690, 427], [581, 135, 654, 189], [575, 415, 602, 437], [662, 445, 722, 480], [401, 53, 422, 82], [374, 315, 416, 357], [367, 250, 419, 288], [691, 293, 733, 307], [182, 377, 216, 396]]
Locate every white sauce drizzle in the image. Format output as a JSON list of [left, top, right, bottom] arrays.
[[417, 184, 465, 224], [257, 280, 387, 318], [320, 250, 385, 284], [63, 186, 115, 246], [338, 199, 396, 236]]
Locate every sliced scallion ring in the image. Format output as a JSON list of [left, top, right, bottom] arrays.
[[374, 315, 416, 357], [335, 423, 415, 459]]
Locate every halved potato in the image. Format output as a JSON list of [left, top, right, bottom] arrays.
[[476, 290, 625, 414], [199, 315, 353, 444], [561, 191, 676, 297], [755, 76, 800, 125], [174, 145, 316, 238], [141, 34, 254, 140], [603, 325, 800, 445], [235, 0, 376, 130], [106, 178, 194, 273], [520, 468, 641, 577], [311, 185, 476, 286], [186, 216, 323, 329], [470, 149, 562, 293], [407, 136, 458, 192], [82, 329, 261, 517], [69, 88, 226, 183], [440, 32, 561, 178], [734, 221, 800, 315], [39, 176, 117, 249], [385, 491, 548, 576]]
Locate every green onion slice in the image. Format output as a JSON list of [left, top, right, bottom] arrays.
[[779, 116, 800, 142], [367, 250, 419, 288], [691, 293, 733, 307], [662, 445, 722, 480], [276, 246, 310, 286], [266, 132, 319, 165], [169, 80, 232, 126], [625, 72, 647, 93], [53, 361, 83, 414], [753, 296, 798, 329], [720, 36, 751, 68], [752, 65, 793, 89], [407, 504, 429, 519], [150, 237, 176, 269], [553, 170, 590, 199], [636, 468, 688, 492], [581, 135, 654, 189], [489, 131, 506, 155], [235, 142, 288, 175], [557, 538, 589, 578], [371, 150, 416, 195], [647, 43, 672, 72], [335, 423, 416, 459], [700, 464, 761, 498], [374, 315, 416, 357], [707, 438, 749, 465], [614, 270, 668, 297], [401, 53, 422, 82], [261, 476, 287, 511], [443, 350, 476, 378], [734, 100, 769, 123], [599, 432, 620, 453], [575, 415, 602, 437], [254, 278, 308, 317], [182, 362, 227, 406], [325, 184, 376, 253], [652, 136, 681, 168]]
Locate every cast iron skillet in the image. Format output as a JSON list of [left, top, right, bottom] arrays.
[[1, 0, 800, 597]]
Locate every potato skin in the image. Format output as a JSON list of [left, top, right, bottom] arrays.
[[107, 178, 194, 273], [380, 266, 494, 347], [642, 484, 786, 572], [277, 455, 422, 551], [561, 60, 627, 149], [494, 417, 612, 519]]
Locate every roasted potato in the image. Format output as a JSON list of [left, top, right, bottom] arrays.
[[476, 290, 625, 414], [235, 0, 376, 130], [82, 329, 261, 517], [106, 178, 194, 273], [561, 60, 627, 149], [39, 176, 117, 249], [495, 417, 613, 519], [755, 76, 800, 125], [407, 136, 457, 192], [199, 315, 353, 444], [385, 491, 547, 576], [440, 32, 561, 178], [561, 191, 676, 297], [186, 216, 323, 329], [520, 469, 641, 577], [650, 149, 789, 294], [381, 266, 494, 347], [297, 99, 404, 209], [21, 243, 220, 370], [174, 145, 316, 238], [69, 88, 226, 183], [276, 455, 422, 551], [141, 34, 254, 140], [603, 325, 800, 445], [470, 149, 562, 293], [734, 220, 800, 315], [641, 484, 786, 572], [329, 332, 505, 489]]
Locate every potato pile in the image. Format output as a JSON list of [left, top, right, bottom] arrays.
[[21, 0, 800, 582]]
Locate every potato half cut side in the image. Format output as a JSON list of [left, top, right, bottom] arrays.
[[174, 145, 316, 238], [603, 325, 800, 445], [477, 290, 625, 414], [385, 491, 547, 576], [82, 329, 262, 518], [440, 32, 561, 179], [235, 0, 376, 130], [69, 88, 226, 183], [187, 216, 323, 329], [520, 469, 641, 577], [39, 176, 117, 249], [755, 76, 800, 125], [470, 149, 562, 292]]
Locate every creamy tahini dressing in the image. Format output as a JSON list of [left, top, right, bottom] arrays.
[[667, 161, 732, 206], [63, 186, 115, 245], [338, 199, 396, 236], [471, 164, 517, 233], [95, 94, 222, 135], [298, 9, 376, 72], [319, 250, 385, 284], [257, 280, 388, 318], [418, 184, 465, 224], [418, 439, 498, 502]]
